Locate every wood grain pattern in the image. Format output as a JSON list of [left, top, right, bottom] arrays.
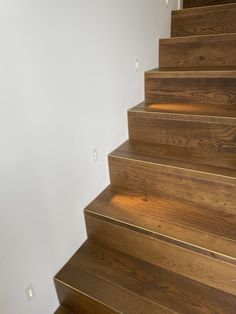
[[183, 0, 236, 8], [109, 151, 236, 215], [57, 240, 236, 313], [172, 4, 236, 37], [160, 33, 236, 68], [55, 242, 175, 314], [86, 217, 236, 297], [85, 185, 236, 263], [145, 71, 236, 107], [55, 280, 119, 314], [129, 105, 236, 157], [117, 140, 236, 178]]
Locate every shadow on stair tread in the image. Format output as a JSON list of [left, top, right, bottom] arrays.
[[85, 185, 236, 264], [55, 240, 236, 314]]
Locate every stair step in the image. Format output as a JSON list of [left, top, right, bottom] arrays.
[[183, 0, 236, 8], [55, 240, 236, 313], [85, 185, 236, 263], [86, 205, 236, 296], [109, 141, 236, 214], [160, 33, 236, 68], [128, 103, 236, 157], [145, 67, 236, 107], [54, 306, 74, 314], [171, 3, 236, 37]]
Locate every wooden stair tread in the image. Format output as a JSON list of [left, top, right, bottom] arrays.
[[130, 102, 236, 120], [85, 185, 236, 262], [183, 0, 236, 9], [55, 240, 236, 314], [173, 2, 236, 15], [110, 140, 236, 182], [146, 66, 236, 77], [54, 306, 74, 314]]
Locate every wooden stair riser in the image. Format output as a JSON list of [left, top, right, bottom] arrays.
[[109, 156, 236, 215], [55, 279, 120, 314], [183, 0, 236, 8], [128, 112, 236, 155], [145, 75, 236, 107], [85, 214, 236, 296], [171, 4, 236, 37], [160, 34, 236, 68]]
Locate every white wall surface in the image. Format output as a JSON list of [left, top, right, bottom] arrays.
[[0, 0, 178, 313]]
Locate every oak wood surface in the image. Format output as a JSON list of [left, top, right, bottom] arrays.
[[145, 70, 236, 107], [172, 4, 236, 37], [183, 0, 236, 8], [109, 148, 236, 215], [55, 280, 120, 314], [86, 217, 236, 297], [56, 240, 236, 313], [129, 106, 236, 157], [85, 185, 236, 263], [160, 33, 236, 68], [117, 140, 236, 177], [55, 241, 175, 314]]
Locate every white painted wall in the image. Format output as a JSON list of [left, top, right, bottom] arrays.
[[0, 0, 178, 313]]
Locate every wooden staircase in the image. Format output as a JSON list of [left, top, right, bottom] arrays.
[[54, 1, 236, 313]]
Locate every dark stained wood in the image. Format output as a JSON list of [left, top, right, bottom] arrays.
[[183, 0, 236, 8], [172, 4, 236, 37], [55, 280, 119, 314], [55, 241, 174, 314], [54, 306, 74, 314], [128, 104, 236, 157], [145, 69, 236, 107], [160, 33, 236, 68], [85, 185, 236, 263], [117, 141, 236, 178], [56, 240, 236, 313], [86, 217, 236, 297], [109, 147, 236, 215]]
